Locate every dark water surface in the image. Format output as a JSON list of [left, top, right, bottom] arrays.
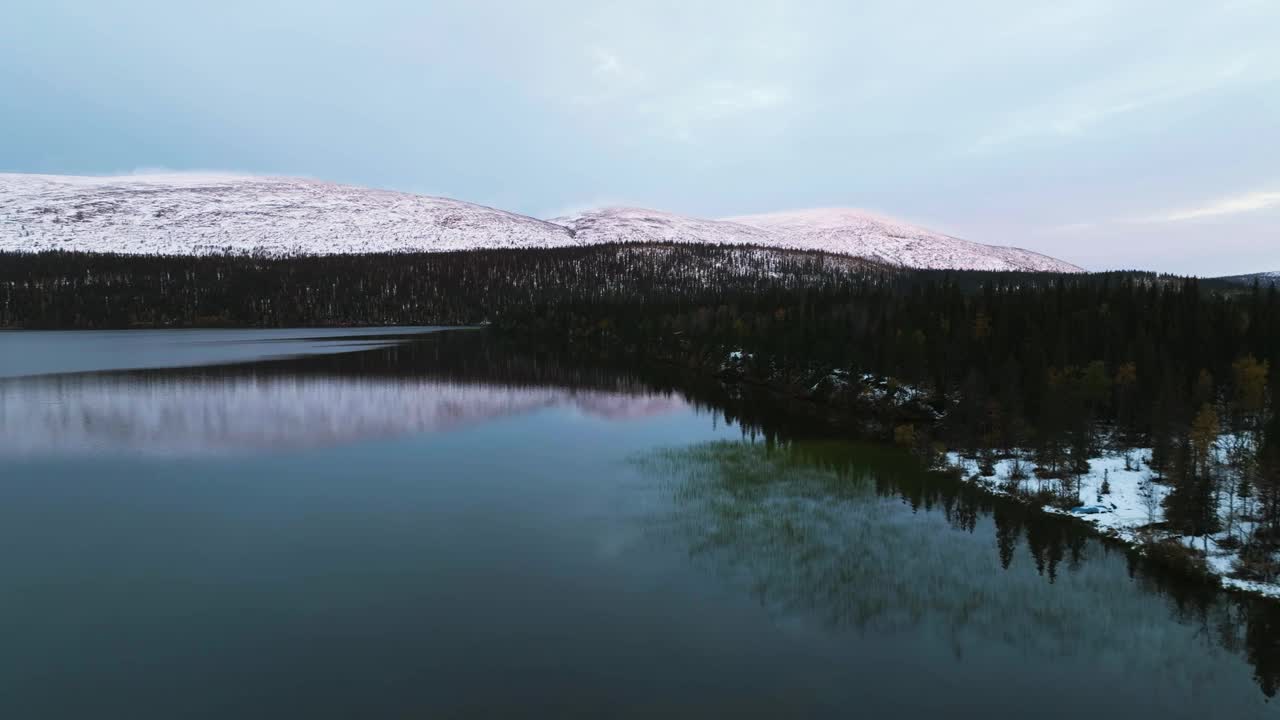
[[1, 328, 1277, 718]]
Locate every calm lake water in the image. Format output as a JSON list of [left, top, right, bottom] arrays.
[[1, 328, 1278, 718]]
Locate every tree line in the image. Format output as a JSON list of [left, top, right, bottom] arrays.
[[0, 245, 873, 329]]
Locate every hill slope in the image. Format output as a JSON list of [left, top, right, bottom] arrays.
[[0, 173, 575, 255], [724, 208, 1081, 273], [551, 206, 1081, 273], [0, 173, 1081, 271], [549, 206, 777, 247], [1215, 271, 1280, 287]]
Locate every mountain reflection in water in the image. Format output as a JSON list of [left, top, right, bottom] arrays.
[[0, 375, 685, 455], [0, 329, 685, 455]]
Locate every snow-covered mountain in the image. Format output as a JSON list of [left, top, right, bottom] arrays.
[[549, 206, 1080, 272], [724, 208, 1081, 273], [1215, 271, 1280, 286], [0, 173, 1082, 271], [0, 173, 574, 255], [550, 206, 777, 247]]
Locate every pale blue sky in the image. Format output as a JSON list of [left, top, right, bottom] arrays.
[[2, 0, 1277, 275]]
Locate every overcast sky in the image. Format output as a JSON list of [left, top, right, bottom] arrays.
[[2, 0, 1277, 275]]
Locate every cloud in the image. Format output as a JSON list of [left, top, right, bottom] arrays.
[[707, 84, 788, 113], [591, 48, 623, 78], [569, 42, 791, 142], [1046, 187, 1280, 235], [1141, 190, 1280, 223], [652, 83, 791, 142], [1043, 222, 1098, 234], [568, 47, 646, 107], [972, 55, 1261, 151]]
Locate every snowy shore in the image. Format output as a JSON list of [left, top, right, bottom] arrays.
[[945, 448, 1280, 600]]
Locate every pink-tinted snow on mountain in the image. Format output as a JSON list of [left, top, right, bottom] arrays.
[[0, 173, 575, 256], [1, 173, 1082, 271], [550, 206, 777, 247], [724, 208, 1082, 273]]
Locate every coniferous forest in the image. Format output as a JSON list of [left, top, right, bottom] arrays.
[[5, 246, 1280, 584]]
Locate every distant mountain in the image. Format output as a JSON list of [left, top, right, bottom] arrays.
[[552, 206, 1081, 273], [1, 173, 1081, 272], [0, 173, 574, 255], [549, 206, 777, 247], [725, 208, 1082, 273], [1214, 271, 1280, 286]]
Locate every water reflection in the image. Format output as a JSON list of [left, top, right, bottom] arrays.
[[5, 327, 1280, 709], [0, 326, 696, 453], [638, 440, 1280, 708], [0, 375, 685, 455], [0, 327, 447, 379]]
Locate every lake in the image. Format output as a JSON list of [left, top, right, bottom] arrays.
[[1, 328, 1277, 718]]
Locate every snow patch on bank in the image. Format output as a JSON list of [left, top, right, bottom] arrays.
[[946, 447, 1280, 599]]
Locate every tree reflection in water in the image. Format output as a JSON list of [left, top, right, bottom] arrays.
[[636, 439, 1280, 701]]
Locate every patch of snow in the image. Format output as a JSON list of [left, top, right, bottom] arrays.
[[945, 445, 1280, 599]]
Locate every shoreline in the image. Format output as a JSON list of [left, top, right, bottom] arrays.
[[10, 324, 1278, 603], [942, 449, 1280, 601], [646, 344, 1280, 604]]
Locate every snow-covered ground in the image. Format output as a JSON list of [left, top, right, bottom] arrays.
[[946, 444, 1280, 599], [0, 173, 1083, 272]]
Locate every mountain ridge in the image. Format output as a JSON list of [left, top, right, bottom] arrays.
[[0, 173, 1082, 272], [724, 207, 1080, 273], [1215, 270, 1280, 286]]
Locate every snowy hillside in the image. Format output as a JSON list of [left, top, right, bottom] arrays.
[[0, 173, 575, 255], [551, 206, 1080, 272], [1216, 270, 1280, 286], [1218, 269, 1280, 280], [550, 206, 777, 247], [725, 208, 1082, 273], [0, 173, 1082, 271]]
